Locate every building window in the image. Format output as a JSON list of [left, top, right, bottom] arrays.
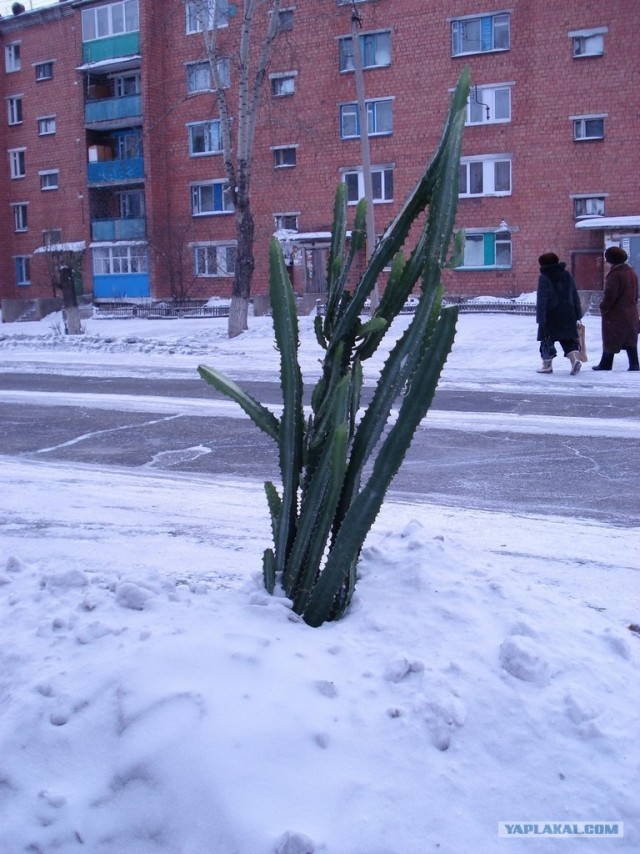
[[451, 13, 510, 56], [8, 96, 23, 126], [9, 149, 26, 179], [42, 228, 62, 246], [274, 213, 299, 231], [193, 243, 236, 277], [82, 0, 139, 41], [118, 189, 145, 218], [37, 115, 56, 136], [191, 181, 233, 216], [5, 43, 21, 73], [343, 166, 394, 204], [466, 85, 511, 125], [459, 156, 511, 197], [186, 0, 229, 33], [15, 256, 31, 286], [277, 8, 294, 31], [35, 61, 54, 81], [458, 231, 512, 269], [573, 196, 605, 219], [340, 98, 393, 139], [12, 203, 28, 233], [40, 170, 59, 191], [188, 119, 222, 155], [570, 28, 606, 58], [115, 73, 141, 96], [273, 146, 297, 168], [92, 244, 148, 274], [270, 72, 296, 96], [339, 31, 391, 72], [573, 116, 605, 141], [187, 59, 230, 93]]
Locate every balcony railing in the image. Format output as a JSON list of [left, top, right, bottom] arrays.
[[87, 157, 144, 185], [82, 32, 140, 64], [91, 217, 146, 241], [85, 94, 142, 125]]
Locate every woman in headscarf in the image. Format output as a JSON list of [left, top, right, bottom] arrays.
[[592, 246, 639, 371]]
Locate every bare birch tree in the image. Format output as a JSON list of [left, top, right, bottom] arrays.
[[193, 0, 283, 337]]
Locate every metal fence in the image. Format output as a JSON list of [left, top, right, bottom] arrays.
[[93, 301, 230, 319]]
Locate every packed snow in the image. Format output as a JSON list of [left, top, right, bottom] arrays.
[[0, 304, 638, 853]]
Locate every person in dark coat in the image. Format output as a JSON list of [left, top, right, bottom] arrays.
[[592, 246, 639, 371], [535, 252, 584, 374]]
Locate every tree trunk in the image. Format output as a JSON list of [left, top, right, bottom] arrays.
[[59, 267, 83, 335], [228, 198, 255, 338], [63, 306, 83, 335]]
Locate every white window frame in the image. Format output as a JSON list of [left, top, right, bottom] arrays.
[[5, 43, 21, 73], [457, 230, 512, 270], [274, 212, 299, 231], [35, 61, 54, 81], [465, 84, 512, 125], [272, 146, 297, 168], [572, 114, 605, 141], [191, 180, 233, 216], [92, 243, 148, 275], [270, 71, 297, 97], [186, 0, 228, 34], [114, 72, 141, 96], [37, 115, 56, 136], [342, 165, 394, 204], [118, 189, 145, 218], [572, 195, 606, 219], [39, 170, 59, 191], [8, 96, 23, 126], [186, 59, 230, 93], [188, 119, 222, 156], [459, 154, 512, 197], [42, 228, 62, 247], [82, 0, 139, 41], [12, 203, 28, 233], [339, 30, 391, 72], [15, 256, 31, 286], [340, 98, 393, 139], [193, 242, 237, 277], [450, 12, 510, 56], [9, 148, 26, 179], [570, 27, 607, 58]]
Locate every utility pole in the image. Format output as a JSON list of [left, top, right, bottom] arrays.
[[350, 4, 379, 311]]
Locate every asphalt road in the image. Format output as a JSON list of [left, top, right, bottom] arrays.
[[1, 372, 639, 527]]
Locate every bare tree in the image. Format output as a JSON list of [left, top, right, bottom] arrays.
[[41, 244, 86, 335], [147, 214, 200, 304], [193, 0, 283, 337]]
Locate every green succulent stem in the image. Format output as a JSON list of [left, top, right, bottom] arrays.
[[198, 67, 470, 626]]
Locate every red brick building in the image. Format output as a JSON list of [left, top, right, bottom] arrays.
[[1, 0, 639, 319]]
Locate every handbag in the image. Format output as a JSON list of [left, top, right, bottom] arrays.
[[577, 321, 588, 362]]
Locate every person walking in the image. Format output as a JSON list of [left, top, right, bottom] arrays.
[[592, 246, 639, 371], [535, 252, 583, 375]]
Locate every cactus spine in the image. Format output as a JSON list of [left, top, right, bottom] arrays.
[[199, 68, 470, 626]]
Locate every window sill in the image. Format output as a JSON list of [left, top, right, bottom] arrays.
[[455, 266, 512, 272], [452, 48, 509, 58]]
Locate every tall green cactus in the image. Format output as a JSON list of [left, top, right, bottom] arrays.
[[199, 68, 470, 626]]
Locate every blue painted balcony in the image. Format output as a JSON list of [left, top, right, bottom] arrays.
[[91, 217, 146, 241], [87, 157, 144, 186], [85, 94, 142, 126], [82, 33, 140, 65]]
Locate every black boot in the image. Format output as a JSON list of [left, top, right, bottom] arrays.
[[626, 347, 639, 372], [592, 352, 614, 371]]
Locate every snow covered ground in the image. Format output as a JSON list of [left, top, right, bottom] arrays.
[[0, 305, 638, 853]]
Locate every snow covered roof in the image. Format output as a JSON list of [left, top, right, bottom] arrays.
[[76, 55, 141, 72], [575, 216, 640, 230], [33, 241, 86, 254]]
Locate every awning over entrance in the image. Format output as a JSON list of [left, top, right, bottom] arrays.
[[576, 216, 640, 230]]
